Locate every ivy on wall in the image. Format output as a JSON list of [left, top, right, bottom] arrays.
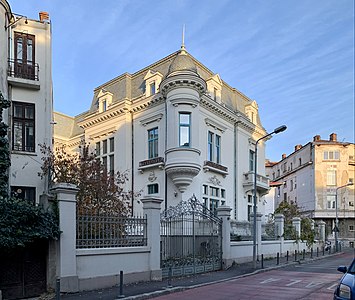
[[0, 91, 60, 249]]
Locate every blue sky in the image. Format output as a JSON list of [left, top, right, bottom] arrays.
[[9, 0, 354, 161]]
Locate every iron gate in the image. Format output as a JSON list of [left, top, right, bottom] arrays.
[[160, 195, 222, 278]]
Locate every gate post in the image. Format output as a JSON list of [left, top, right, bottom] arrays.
[[274, 214, 285, 254], [217, 206, 232, 269], [141, 196, 163, 281], [50, 183, 79, 293]]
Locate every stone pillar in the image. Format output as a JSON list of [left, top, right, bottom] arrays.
[[50, 183, 79, 292], [274, 214, 285, 254], [141, 196, 163, 281], [318, 221, 326, 242], [250, 213, 263, 258], [217, 206, 232, 269], [292, 217, 301, 238]]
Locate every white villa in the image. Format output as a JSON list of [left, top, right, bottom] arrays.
[[54, 43, 272, 222]]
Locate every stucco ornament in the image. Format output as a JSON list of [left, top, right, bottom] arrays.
[[148, 171, 157, 182], [208, 175, 221, 186]]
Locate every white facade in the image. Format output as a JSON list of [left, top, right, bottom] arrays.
[[266, 133, 355, 242], [54, 45, 271, 222], [0, 0, 53, 204]]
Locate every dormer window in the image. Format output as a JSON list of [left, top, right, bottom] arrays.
[[206, 74, 222, 103], [97, 89, 113, 113], [144, 70, 163, 97]]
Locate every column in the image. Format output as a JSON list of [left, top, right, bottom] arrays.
[[50, 183, 79, 292], [217, 206, 232, 269], [274, 214, 285, 254], [318, 221, 326, 242], [141, 196, 163, 281], [250, 213, 263, 258], [292, 217, 301, 238]]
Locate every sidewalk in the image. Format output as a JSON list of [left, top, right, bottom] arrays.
[[56, 250, 339, 300]]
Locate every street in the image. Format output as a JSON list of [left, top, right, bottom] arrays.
[[153, 250, 355, 300]]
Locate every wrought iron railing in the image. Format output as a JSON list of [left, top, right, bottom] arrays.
[[76, 213, 147, 249], [8, 59, 39, 81]]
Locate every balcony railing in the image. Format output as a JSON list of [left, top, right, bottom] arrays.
[[243, 171, 270, 195], [8, 59, 39, 81], [138, 157, 165, 173]]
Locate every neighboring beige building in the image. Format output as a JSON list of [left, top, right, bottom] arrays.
[[0, 0, 53, 204], [54, 44, 272, 222], [266, 133, 355, 244]]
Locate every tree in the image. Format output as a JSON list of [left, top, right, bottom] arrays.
[[274, 200, 316, 248], [39, 143, 138, 216]]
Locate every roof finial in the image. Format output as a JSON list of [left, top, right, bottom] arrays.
[[180, 24, 186, 54]]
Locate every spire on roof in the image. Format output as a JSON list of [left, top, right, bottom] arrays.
[[180, 24, 187, 54]]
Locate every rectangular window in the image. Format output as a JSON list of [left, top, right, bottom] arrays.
[[249, 150, 255, 172], [148, 127, 158, 158], [14, 32, 36, 80], [96, 142, 100, 156], [109, 137, 114, 152], [324, 151, 340, 160], [148, 183, 158, 194], [102, 139, 108, 154], [290, 180, 293, 191], [349, 225, 354, 232], [208, 131, 213, 161], [11, 186, 36, 205], [210, 187, 219, 197], [179, 113, 190, 147], [327, 195, 335, 209], [109, 155, 114, 176], [214, 87, 218, 101], [12, 102, 35, 152], [210, 199, 219, 215], [102, 99, 107, 112], [216, 134, 221, 164], [327, 170, 337, 186], [150, 82, 156, 95], [247, 205, 252, 221], [102, 156, 107, 171], [203, 185, 208, 195]]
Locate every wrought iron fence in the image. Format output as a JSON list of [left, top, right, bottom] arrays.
[[76, 213, 147, 249]]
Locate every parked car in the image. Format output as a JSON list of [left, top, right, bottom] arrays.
[[334, 258, 355, 300]]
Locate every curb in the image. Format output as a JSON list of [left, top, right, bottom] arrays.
[[119, 252, 344, 300]]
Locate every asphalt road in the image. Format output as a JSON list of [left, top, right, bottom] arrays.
[[153, 250, 355, 300]]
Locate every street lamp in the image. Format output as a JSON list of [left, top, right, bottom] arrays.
[[253, 125, 287, 269], [335, 182, 354, 252]]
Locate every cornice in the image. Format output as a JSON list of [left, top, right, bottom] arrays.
[[160, 74, 206, 96]]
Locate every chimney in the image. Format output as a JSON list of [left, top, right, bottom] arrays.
[[330, 133, 337, 142], [295, 144, 302, 151], [313, 135, 321, 142], [39, 11, 49, 22], [282, 153, 287, 160]]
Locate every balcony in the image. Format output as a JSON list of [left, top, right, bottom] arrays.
[[165, 147, 201, 193], [203, 160, 228, 177], [138, 157, 165, 173], [8, 59, 40, 90], [243, 171, 270, 196]]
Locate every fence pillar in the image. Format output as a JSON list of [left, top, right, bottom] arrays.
[[251, 213, 263, 259], [217, 205, 232, 269], [274, 214, 285, 255], [141, 196, 163, 281], [318, 221, 326, 242], [50, 183, 79, 293], [292, 217, 301, 238]]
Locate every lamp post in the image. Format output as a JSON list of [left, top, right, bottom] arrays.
[[253, 125, 287, 269], [335, 182, 354, 252]]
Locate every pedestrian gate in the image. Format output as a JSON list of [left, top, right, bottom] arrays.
[[160, 195, 222, 278]]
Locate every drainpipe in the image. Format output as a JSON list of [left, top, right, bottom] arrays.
[[131, 110, 134, 216], [164, 96, 168, 210], [233, 120, 238, 220]]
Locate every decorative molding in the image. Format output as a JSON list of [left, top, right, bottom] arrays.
[[148, 171, 157, 182], [140, 113, 163, 127], [89, 126, 117, 140], [204, 118, 227, 133], [207, 175, 222, 186], [170, 97, 199, 108], [203, 160, 228, 177]]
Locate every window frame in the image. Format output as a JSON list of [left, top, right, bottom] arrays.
[[11, 186, 36, 205], [148, 127, 159, 159], [12, 101, 35, 152], [179, 112, 191, 147]]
